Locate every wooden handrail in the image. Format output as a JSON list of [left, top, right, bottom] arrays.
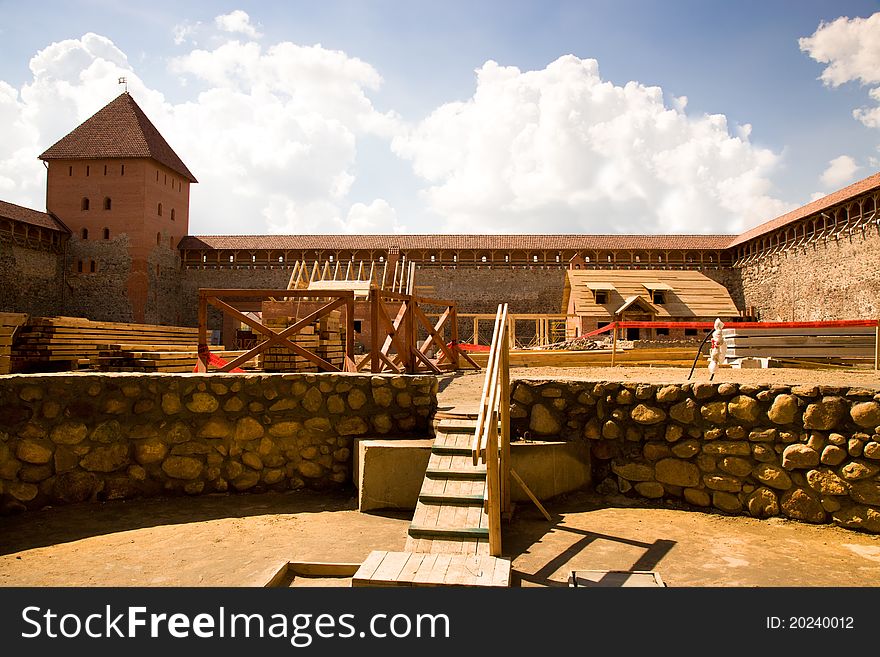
[[471, 303, 509, 557]]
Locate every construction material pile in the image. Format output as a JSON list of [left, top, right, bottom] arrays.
[[0, 312, 27, 374], [12, 317, 199, 372], [96, 344, 258, 372], [261, 311, 346, 372], [542, 336, 608, 351]]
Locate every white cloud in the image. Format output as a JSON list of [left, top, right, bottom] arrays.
[[214, 10, 262, 40], [820, 155, 860, 188], [800, 13, 880, 127], [393, 55, 788, 234], [0, 32, 400, 235], [343, 199, 407, 233]]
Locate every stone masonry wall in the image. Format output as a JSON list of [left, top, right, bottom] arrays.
[[0, 372, 436, 514], [737, 230, 880, 321], [0, 242, 65, 317], [511, 379, 880, 534]]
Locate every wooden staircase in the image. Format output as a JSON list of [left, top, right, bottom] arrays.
[[405, 417, 491, 555]]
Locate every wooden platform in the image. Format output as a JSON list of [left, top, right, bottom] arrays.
[[352, 550, 510, 587]]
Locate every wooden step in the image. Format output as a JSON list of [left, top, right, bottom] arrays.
[[408, 526, 489, 540], [430, 445, 473, 456], [425, 468, 486, 480], [418, 493, 485, 506]]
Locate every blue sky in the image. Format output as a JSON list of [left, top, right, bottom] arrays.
[[2, 1, 880, 235]]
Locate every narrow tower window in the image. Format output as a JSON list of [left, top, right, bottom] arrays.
[[81, 198, 90, 211], [157, 203, 163, 216], [103, 228, 110, 240], [89, 260, 96, 273], [104, 165, 107, 175], [68, 166, 72, 176], [171, 209, 175, 221], [121, 164, 125, 176], [81, 228, 88, 240], [156, 232, 161, 246], [86, 165, 90, 176], [77, 260, 83, 272], [103, 197, 111, 210]]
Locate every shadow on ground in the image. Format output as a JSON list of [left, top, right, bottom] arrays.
[[0, 486, 411, 556], [503, 494, 677, 587]]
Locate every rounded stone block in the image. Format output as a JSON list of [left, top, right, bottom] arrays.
[[781, 488, 826, 523], [781, 444, 820, 470], [611, 462, 654, 482], [655, 458, 701, 487], [803, 397, 846, 430], [162, 456, 203, 480], [851, 401, 880, 429], [634, 482, 664, 498], [728, 395, 760, 422], [747, 487, 779, 518]]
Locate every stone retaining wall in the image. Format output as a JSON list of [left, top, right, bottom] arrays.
[[511, 379, 880, 534], [0, 372, 436, 514]]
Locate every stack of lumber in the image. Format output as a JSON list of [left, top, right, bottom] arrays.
[[721, 326, 876, 364], [315, 311, 346, 369], [261, 318, 321, 372], [0, 312, 28, 374], [94, 344, 258, 373], [12, 317, 198, 372]]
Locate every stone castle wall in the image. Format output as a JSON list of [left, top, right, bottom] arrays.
[[0, 242, 65, 317], [511, 379, 880, 534], [0, 372, 436, 514], [737, 230, 880, 321]]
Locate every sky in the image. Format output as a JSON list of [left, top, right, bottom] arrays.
[[2, 0, 880, 236]]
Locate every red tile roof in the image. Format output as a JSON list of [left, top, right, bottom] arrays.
[[728, 170, 880, 248], [0, 199, 68, 232], [39, 92, 197, 183], [178, 234, 735, 251]]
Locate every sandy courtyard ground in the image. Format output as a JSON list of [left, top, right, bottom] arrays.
[[1, 365, 879, 587]]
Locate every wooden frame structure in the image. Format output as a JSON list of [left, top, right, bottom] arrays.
[[354, 288, 480, 374], [197, 287, 479, 374], [197, 288, 356, 373]]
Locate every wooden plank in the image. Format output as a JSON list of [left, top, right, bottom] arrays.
[[370, 550, 412, 584], [352, 550, 387, 583]]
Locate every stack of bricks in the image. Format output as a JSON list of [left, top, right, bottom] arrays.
[[260, 313, 345, 372], [261, 317, 320, 372], [316, 311, 346, 369]]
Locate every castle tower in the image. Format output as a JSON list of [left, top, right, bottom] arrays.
[[39, 92, 197, 324]]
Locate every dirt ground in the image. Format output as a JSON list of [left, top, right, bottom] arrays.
[[2, 488, 879, 587], [1, 365, 879, 588]]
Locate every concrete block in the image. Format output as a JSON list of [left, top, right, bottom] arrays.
[[354, 438, 433, 512], [510, 440, 590, 501]]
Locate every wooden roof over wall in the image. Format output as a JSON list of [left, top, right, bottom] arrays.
[[563, 269, 739, 319]]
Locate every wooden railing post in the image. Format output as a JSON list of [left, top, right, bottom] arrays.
[[196, 291, 208, 372], [500, 321, 511, 515], [487, 411, 502, 557], [450, 303, 460, 371], [370, 287, 380, 373], [345, 293, 355, 372]]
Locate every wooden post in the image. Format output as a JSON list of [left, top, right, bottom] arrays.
[[611, 321, 618, 367], [370, 288, 379, 373], [450, 304, 461, 371], [487, 413, 502, 557], [500, 322, 511, 515], [196, 291, 208, 372], [345, 293, 355, 372], [473, 317, 479, 346], [508, 316, 515, 350], [875, 321, 879, 371]]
